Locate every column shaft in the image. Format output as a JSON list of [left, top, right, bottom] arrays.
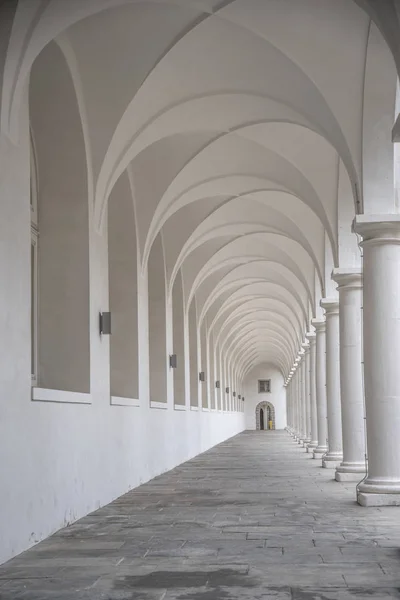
[[306, 332, 318, 452], [311, 319, 328, 458], [298, 352, 306, 442], [321, 299, 343, 469], [333, 269, 366, 482], [355, 216, 400, 505], [304, 344, 311, 445]]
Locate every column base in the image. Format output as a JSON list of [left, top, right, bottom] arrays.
[[356, 477, 400, 505], [322, 453, 343, 469], [313, 446, 327, 459], [335, 462, 366, 482], [306, 441, 318, 454], [302, 438, 311, 448], [335, 470, 366, 482], [358, 492, 400, 507]]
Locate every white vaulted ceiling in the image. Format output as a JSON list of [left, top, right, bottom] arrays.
[[7, 0, 398, 379]]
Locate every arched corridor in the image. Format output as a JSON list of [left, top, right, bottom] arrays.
[[2, 0, 400, 589]]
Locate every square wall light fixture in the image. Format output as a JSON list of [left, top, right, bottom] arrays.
[[99, 312, 112, 335]]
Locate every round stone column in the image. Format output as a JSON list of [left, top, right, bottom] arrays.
[[298, 350, 306, 444], [302, 342, 311, 446], [286, 379, 291, 433], [332, 269, 366, 482], [290, 376, 295, 435], [305, 332, 318, 453], [311, 318, 328, 459], [286, 375, 293, 434], [293, 362, 301, 441], [354, 216, 400, 506], [320, 299, 343, 469], [291, 369, 297, 439], [292, 367, 298, 440]]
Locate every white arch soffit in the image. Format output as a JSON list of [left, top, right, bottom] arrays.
[[183, 191, 325, 279], [208, 286, 306, 343], [188, 232, 320, 309], [239, 352, 288, 380], [168, 197, 325, 297], [196, 237, 315, 324], [142, 134, 337, 272], [186, 235, 317, 321], [225, 328, 294, 368], [212, 297, 304, 350], [2, 0, 231, 140], [54, 36, 95, 216], [5, 0, 380, 229], [199, 263, 308, 330], [199, 275, 309, 334], [230, 339, 289, 374], [192, 258, 313, 323], [221, 323, 297, 369], [217, 316, 298, 361], [102, 113, 352, 244], [241, 353, 287, 380], [173, 224, 315, 308], [145, 120, 344, 270], [214, 306, 301, 352], [93, 5, 363, 225], [210, 287, 306, 339], [237, 344, 289, 378]]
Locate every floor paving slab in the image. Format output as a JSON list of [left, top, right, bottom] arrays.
[[1, 431, 400, 599]]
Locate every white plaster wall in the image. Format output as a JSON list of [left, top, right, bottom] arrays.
[[0, 95, 245, 566], [244, 364, 287, 430]]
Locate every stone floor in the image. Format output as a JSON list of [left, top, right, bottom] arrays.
[[1, 431, 400, 599]]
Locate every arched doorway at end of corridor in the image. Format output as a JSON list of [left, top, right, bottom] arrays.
[[256, 401, 275, 430]]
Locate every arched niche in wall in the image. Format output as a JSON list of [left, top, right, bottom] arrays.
[[200, 321, 208, 409], [29, 41, 90, 394], [148, 232, 167, 404], [172, 270, 185, 406], [188, 298, 198, 408], [108, 172, 138, 402], [209, 331, 216, 410]]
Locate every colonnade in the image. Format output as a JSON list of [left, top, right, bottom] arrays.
[[286, 219, 400, 506]]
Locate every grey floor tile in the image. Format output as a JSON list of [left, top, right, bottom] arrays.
[[2, 432, 400, 598]]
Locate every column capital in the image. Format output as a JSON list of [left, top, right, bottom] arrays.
[[311, 317, 325, 332], [332, 268, 362, 290], [320, 298, 339, 315], [301, 341, 310, 354], [353, 214, 400, 246], [305, 331, 316, 344]]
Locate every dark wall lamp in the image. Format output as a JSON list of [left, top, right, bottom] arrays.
[[99, 312, 112, 335], [199, 371, 205, 382], [238, 395, 241, 400], [233, 391, 236, 397], [215, 380, 220, 389], [169, 354, 177, 369], [226, 387, 230, 394], [242, 396, 245, 401]]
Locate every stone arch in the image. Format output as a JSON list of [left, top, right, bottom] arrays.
[[30, 40, 90, 394], [256, 401, 276, 431]]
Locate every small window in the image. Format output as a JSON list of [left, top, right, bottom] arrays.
[[258, 379, 271, 393]]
